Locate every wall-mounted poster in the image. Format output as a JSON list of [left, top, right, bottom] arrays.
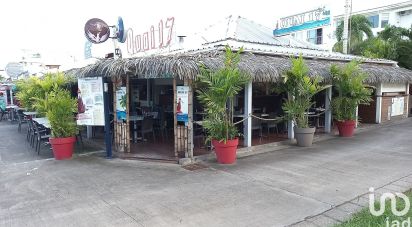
[[77, 77, 105, 126], [116, 87, 127, 121], [176, 86, 189, 122], [391, 97, 405, 116]]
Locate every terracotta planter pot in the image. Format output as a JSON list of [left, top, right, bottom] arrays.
[[212, 138, 239, 164], [336, 120, 356, 137], [49, 136, 76, 160], [294, 127, 316, 147]]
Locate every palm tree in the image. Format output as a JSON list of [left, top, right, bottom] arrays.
[[333, 15, 373, 53]]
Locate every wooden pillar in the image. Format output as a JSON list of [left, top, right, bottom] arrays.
[[376, 83, 383, 123], [243, 81, 252, 147], [126, 75, 130, 153], [324, 86, 332, 133], [112, 79, 118, 152], [173, 78, 178, 157], [186, 79, 194, 159]]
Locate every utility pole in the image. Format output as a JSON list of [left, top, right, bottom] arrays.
[[342, 0, 352, 54]]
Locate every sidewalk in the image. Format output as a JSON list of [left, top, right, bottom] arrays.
[[1, 118, 412, 226]]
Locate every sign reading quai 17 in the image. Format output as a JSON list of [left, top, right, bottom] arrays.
[[273, 7, 330, 36], [127, 17, 175, 55]]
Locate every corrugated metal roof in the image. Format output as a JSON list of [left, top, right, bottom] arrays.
[[180, 15, 397, 65], [189, 15, 323, 50]]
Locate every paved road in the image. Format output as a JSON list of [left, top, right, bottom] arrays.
[[1, 119, 412, 227]]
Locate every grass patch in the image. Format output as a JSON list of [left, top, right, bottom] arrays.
[[336, 190, 412, 227]]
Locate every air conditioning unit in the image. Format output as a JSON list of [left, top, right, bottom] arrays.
[[399, 10, 412, 16]]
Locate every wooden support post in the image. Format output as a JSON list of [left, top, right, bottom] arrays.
[[126, 75, 130, 153], [186, 79, 194, 159], [173, 78, 178, 157], [113, 80, 118, 152]]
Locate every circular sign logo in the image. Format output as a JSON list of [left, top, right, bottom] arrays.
[[84, 18, 110, 44]]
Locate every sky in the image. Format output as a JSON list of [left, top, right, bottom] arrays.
[[0, 0, 408, 71]]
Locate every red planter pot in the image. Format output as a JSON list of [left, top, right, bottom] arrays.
[[212, 138, 239, 164], [49, 136, 76, 160], [336, 120, 356, 137]]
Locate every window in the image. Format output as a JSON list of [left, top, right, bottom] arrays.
[[381, 13, 389, 28], [307, 28, 323, 45], [368, 15, 379, 28]]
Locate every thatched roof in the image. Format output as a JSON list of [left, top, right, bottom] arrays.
[[67, 50, 412, 84]]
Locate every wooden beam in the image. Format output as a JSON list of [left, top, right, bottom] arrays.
[[173, 78, 178, 157], [186, 79, 194, 159], [126, 75, 130, 153]]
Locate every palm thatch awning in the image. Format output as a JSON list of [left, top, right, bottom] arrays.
[[67, 50, 412, 84]]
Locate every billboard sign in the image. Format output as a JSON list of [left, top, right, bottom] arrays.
[[273, 7, 331, 36]]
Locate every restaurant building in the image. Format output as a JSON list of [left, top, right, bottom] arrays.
[[70, 15, 412, 162]]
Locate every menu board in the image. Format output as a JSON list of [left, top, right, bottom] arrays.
[[77, 77, 105, 126], [176, 86, 189, 122]]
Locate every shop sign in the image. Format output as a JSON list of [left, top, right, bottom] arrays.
[[126, 17, 175, 55], [176, 86, 189, 122], [77, 77, 105, 126], [84, 18, 110, 44], [273, 6, 330, 36], [116, 87, 127, 121]]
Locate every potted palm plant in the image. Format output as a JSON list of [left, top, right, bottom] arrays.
[[197, 46, 250, 164], [331, 61, 372, 137], [45, 87, 78, 159], [281, 55, 325, 147]]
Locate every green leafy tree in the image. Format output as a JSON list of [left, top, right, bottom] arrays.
[[333, 15, 373, 53], [196, 46, 250, 143], [16, 72, 69, 112]]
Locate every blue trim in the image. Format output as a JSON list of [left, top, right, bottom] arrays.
[[273, 17, 330, 36]]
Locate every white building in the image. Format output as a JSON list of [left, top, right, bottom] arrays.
[[273, 6, 334, 50], [333, 0, 412, 37], [274, 1, 412, 51]]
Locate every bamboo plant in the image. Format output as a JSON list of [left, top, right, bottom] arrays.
[[196, 46, 250, 143], [331, 61, 372, 121], [280, 55, 325, 128]]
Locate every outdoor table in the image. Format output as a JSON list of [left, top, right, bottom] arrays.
[[23, 111, 38, 118], [6, 105, 19, 121], [129, 115, 144, 143], [32, 117, 51, 129], [193, 120, 203, 126]]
